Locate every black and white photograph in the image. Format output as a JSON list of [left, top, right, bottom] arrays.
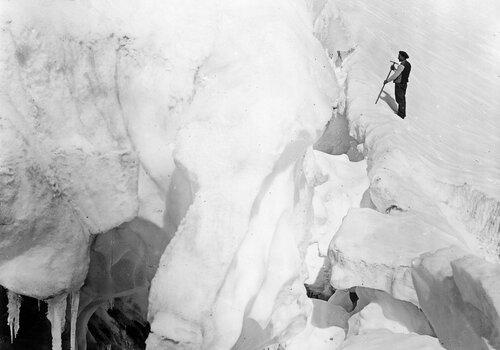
[[0, 0, 499, 349]]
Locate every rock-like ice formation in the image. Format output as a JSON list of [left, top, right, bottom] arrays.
[[329, 208, 467, 305], [412, 247, 500, 349], [452, 255, 500, 348]]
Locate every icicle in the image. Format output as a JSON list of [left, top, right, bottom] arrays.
[[70, 291, 79, 350], [6, 290, 22, 343], [46, 294, 67, 350]]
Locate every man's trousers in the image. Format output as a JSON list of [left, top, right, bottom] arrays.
[[395, 83, 407, 119]]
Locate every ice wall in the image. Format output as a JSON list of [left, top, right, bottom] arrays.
[[0, 0, 214, 345], [0, 0, 343, 348], [146, 0, 340, 348], [0, 2, 139, 300]]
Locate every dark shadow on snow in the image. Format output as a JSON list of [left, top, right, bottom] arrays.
[[380, 91, 398, 114]]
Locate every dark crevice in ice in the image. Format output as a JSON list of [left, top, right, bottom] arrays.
[[78, 217, 171, 350]]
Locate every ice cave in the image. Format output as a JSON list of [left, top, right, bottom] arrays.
[[0, 0, 499, 349]]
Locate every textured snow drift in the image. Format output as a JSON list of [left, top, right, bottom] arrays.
[[0, 0, 499, 349]]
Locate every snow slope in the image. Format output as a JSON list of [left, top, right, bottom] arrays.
[[323, 0, 500, 259]]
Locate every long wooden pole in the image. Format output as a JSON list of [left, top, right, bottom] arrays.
[[375, 67, 393, 104]]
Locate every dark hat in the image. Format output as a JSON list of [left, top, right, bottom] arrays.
[[399, 51, 409, 59]]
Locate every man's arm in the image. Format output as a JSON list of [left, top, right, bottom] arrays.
[[384, 64, 404, 84]]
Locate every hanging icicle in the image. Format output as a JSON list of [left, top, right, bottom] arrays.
[[6, 290, 22, 343], [70, 291, 80, 350], [46, 294, 67, 350]]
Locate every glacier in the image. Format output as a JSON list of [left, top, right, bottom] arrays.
[[0, 0, 499, 349]]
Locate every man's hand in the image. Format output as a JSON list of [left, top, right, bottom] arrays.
[[383, 79, 389, 84], [390, 63, 396, 70]]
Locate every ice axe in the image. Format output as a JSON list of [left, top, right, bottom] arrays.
[[375, 61, 398, 104]]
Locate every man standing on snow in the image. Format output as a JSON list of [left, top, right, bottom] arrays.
[[384, 51, 411, 118]]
